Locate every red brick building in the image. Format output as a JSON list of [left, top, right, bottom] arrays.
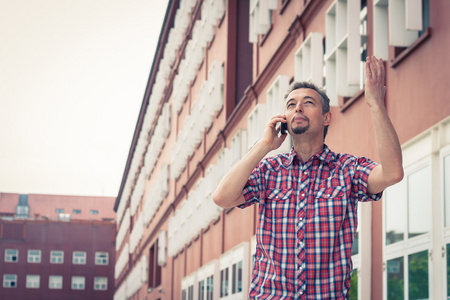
[[0, 193, 116, 300], [114, 0, 450, 299]]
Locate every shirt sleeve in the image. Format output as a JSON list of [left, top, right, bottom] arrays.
[[237, 161, 265, 209], [352, 156, 383, 202]]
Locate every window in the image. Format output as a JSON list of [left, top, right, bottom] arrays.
[[27, 250, 41, 263], [295, 32, 324, 86], [49, 275, 63, 289], [148, 241, 162, 289], [198, 260, 218, 300], [182, 272, 197, 300], [325, 0, 363, 106], [265, 75, 292, 156], [72, 251, 86, 264], [71, 276, 85, 290], [249, 0, 278, 43], [384, 164, 431, 298], [16, 194, 29, 218], [219, 242, 249, 299], [5, 249, 18, 262], [382, 118, 450, 299], [50, 251, 64, 264], [247, 104, 266, 150], [55, 208, 64, 213], [374, 0, 430, 61], [26, 275, 40, 289], [94, 277, 108, 291], [3, 274, 17, 288], [95, 252, 109, 265], [89, 210, 99, 215], [230, 130, 247, 167], [72, 209, 81, 214], [220, 267, 229, 297]]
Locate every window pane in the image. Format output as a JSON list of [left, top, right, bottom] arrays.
[[444, 155, 450, 227], [408, 250, 429, 299], [207, 275, 214, 300], [349, 269, 358, 300], [220, 268, 228, 297], [198, 280, 204, 300], [408, 166, 431, 238], [387, 257, 404, 299], [385, 180, 406, 245]]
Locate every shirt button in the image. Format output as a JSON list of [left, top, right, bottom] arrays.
[[303, 171, 308, 175], [301, 193, 305, 198]]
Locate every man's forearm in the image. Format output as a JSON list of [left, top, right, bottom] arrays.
[[213, 140, 272, 208], [368, 104, 404, 194]]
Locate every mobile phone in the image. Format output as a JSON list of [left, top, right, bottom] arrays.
[[280, 122, 287, 135]]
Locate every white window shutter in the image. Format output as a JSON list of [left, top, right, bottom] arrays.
[[347, 0, 361, 86], [389, 0, 419, 47], [158, 231, 167, 266], [406, 0, 423, 31], [310, 33, 324, 87], [373, 0, 389, 60]]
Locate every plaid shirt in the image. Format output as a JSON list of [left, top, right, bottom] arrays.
[[239, 145, 381, 299]]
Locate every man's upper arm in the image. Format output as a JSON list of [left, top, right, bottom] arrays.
[[367, 165, 389, 195]]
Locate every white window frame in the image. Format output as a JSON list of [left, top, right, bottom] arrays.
[[249, 0, 278, 43], [198, 259, 220, 300], [380, 118, 450, 300], [26, 275, 40, 289], [27, 249, 41, 263], [115, 243, 129, 280], [182, 272, 198, 300], [325, 0, 361, 106], [94, 277, 108, 291], [230, 130, 248, 167], [49, 275, 63, 289], [4, 249, 18, 263], [72, 251, 87, 265], [441, 145, 450, 299], [374, 0, 429, 59], [295, 32, 324, 86], [71, 276, 85, 290], [389, 0, 423, 47], [247, 104, 266, 150], [3, 274, 17, 288], [219, 242, 250, 299], [265, 75, 292, 156], [50, 250, 64, 264], [95, 252, 109, 265]]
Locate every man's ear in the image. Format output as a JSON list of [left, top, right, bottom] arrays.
[[323, 112, 331, 126]]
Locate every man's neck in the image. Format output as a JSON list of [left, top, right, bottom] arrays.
[[292, 135, 324, 162]]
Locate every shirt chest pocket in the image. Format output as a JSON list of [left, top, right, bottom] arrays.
[[313, 186, 347, 221], [265, 189, 293, 220]]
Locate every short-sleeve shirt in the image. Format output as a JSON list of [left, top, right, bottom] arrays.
[[239, 145, 381, 299]]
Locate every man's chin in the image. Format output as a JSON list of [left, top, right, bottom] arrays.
[[292, 126, 309, 135]]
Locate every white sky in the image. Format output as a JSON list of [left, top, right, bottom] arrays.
[[0, 0, 169, 197]]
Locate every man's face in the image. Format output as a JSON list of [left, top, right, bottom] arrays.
[[284, 88, 330, 137]]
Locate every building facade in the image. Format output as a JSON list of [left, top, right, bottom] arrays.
[[0, 193, 116, 300], [114, 0, 450, 299]]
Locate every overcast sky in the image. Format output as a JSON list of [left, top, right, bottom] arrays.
[[0, 0, 169, 197]]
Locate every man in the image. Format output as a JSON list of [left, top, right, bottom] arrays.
[[213, 56, 403, 299]]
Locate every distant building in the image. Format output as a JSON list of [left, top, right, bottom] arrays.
[[0, 193, 116, 300], [114, 0, 450, 299]]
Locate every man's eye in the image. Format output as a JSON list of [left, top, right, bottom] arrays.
[[287, 103, 294, 107]]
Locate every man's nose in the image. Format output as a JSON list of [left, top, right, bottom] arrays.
[[295, 103, 303, 112]]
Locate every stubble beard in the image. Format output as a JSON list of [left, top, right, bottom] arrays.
[[291, 120, 310, 135]]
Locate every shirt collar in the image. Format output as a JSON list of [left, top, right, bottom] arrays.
[[286, 144, 336, 166]]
